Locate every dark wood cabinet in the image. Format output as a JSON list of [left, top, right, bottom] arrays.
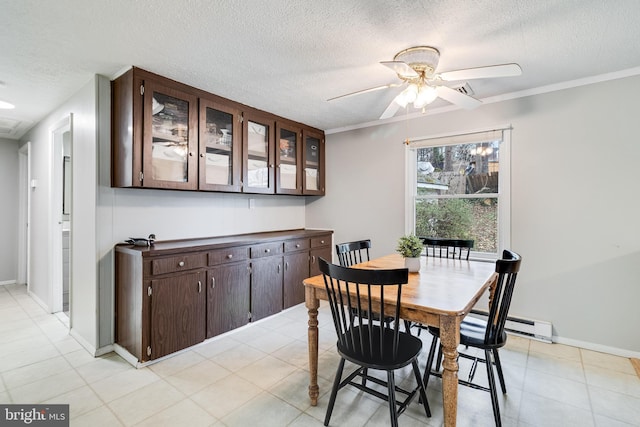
[[199, 98, 242, 192], [150, 271, 205, 359], [284, 251, 310, 308], [115, 229, 332, 363], [276, 123, 302, 195], [250, 256, 283, 321], [206, 262, 250, 338], [302, 128, 325, 195], [243, 111, 276, 194], [310, 235, 332, 277], [112, 67, 325, 196]]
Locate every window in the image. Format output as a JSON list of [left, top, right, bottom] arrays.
[[406, 128, 511, 259]]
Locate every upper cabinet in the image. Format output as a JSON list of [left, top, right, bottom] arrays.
[[144, 79, 199, 190], [243, 111, 275, 194], [303, 129, 325, 195], [276, 123, 302, 195], [112, 67, 325, 196], [199, 98, 242, 192]]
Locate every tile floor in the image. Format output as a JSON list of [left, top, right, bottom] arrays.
[[1, 282, 639, 426]]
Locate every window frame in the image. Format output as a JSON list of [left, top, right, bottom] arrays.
[[404, 127, 512, 261]]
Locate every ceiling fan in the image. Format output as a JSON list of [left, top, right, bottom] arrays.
[[328, 46, 522, 119]]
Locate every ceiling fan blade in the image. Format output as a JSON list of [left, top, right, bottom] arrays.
[[439, 63, 522, 81], [379, 99, 401, 120], [327, 83, 401, 101], [436, 86, 482, 109], [380, 61, 419, 78]]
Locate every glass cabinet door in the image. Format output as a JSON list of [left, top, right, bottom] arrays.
[[275, 123, 301, 195], [199, 99, 241, 192], [303, 129, 324, 195], [142, 80, 198, 189], [243, 112, 274, 193]]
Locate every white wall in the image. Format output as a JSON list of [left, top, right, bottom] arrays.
[[307, 75, 640, 356], [0, 138, 19, 283], [20, 76, 100, 350]]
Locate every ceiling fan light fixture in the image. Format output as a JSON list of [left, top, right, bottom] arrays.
[[394, 84, 418, 107], [413, 85, 438, 108], [393, 46, 440, 78]]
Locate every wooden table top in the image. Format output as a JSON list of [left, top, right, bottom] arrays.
[[303, 253, 497, 318]]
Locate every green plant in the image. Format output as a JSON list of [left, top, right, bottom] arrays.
[[396, 235, 424, 258]]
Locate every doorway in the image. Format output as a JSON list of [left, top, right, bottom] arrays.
[[18, 143, 30, 287], [51, 115, 72, 318]]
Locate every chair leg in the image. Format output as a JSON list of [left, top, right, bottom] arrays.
[[423, 335, 439, 387], [412, 359, 431, 417], [386, 371, 399, 427], [324, 358, 346, 426], [435, 343, 443, 371], [484, 349, 502, 427], [404, 320, 412, 335], [492, 349, 507, 394]]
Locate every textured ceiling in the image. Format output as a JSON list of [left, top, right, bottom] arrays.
[[2, 0, 640, 140]]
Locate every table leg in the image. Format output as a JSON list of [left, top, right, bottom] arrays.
[[440, 315, 461, 427], [306, 287, 320, 406]]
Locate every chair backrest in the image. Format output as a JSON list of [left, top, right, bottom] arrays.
[[335, 239, 372, 267], [318, 257, 408, 361], [421, 237, 474, 260], [485, 250, 522, 345]]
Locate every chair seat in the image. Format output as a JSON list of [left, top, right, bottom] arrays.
[[337, 326, 423, 370], [426, 317, 507, 350]]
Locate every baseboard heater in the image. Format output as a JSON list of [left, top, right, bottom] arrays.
[[469, 309, 553, 343]]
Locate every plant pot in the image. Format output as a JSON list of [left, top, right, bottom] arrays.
[[404, 257, 421, 273]]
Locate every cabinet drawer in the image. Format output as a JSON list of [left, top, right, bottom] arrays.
[[251, 242, 283, 258], [311, 235, 331, 248], [208, 246, 250, 265], [151, 253, 207, 275], [284, 239, 310, 253]]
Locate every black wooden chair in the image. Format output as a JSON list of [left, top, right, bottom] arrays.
[[423, 250, 522, 427], [421, 237, 474, 260], [318, 258, 431, 427], [412, 237, 476, 335], [335, 239, 371, 267]]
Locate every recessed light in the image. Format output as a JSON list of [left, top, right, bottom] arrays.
[[0, 100, 15, 109]]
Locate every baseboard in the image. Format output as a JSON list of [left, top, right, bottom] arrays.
[[69, 328, 98, 357], [27, 289, 51, 313], [631, 358, 640, 379], [0, 280, 17, 286], [553, 336, 640, 359]]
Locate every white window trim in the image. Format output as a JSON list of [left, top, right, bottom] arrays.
[[404, 126, 512, 260]]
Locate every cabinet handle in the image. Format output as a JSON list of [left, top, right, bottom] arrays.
[[320, 240, 325, 244], [277, 264, 281, 273], [227, 254, 233, 259], [211, 277, 215, 289], [189, 152, 194, 156], [198, 281, 202, 293], [265, 248, 270, 253], [200, 153, 204, 158], [285, 262, 289, 270], [311, 255, 316, 264], [295, 244, 300, 248], [178, 261, 185, 267]]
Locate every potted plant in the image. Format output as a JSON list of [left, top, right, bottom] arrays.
[[396, 235, 424, 272]]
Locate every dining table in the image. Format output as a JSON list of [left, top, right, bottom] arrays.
[[303, 253, 498, 427]]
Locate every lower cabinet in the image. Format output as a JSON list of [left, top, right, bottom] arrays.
[[149, 271, 206, 359], [284, 251, 310, 308], [250, 256, 284, 321], [206, 262, 250, 339], [115, 229, 332, 363]]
